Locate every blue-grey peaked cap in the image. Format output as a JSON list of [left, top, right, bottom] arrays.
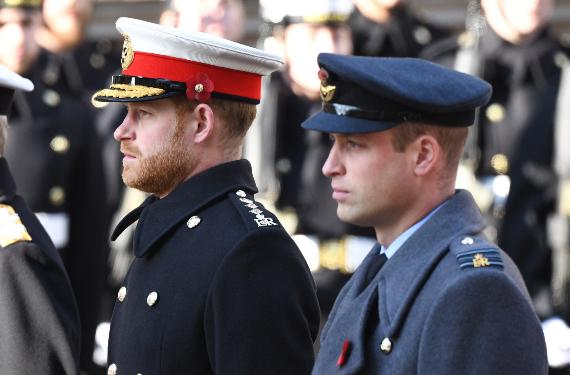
[[302, 53, 492, 134]]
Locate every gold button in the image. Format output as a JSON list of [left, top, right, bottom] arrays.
[[186, 216, 201, 229], [461, 237, 474, 245], [50, 135, 70, 154], [236, 190, 246, 197], [49, 186, 65, 206], [117, 286, 127, 302], [194, 83, 204, 93], [107, 363, 117, 375], [486, 103, 505, 123], [147, 291, 158, 306], [458, 32, 475, 49], [490, 154, 509, 174], [380, 337, 392, 353], [43, 89, 61, 107]]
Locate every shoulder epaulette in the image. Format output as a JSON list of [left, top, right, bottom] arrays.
[[450, 235, 503, 271], [228, 189, 280, 231], [0, 204, 32, 247]]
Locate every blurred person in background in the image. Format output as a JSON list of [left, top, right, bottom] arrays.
[[0, 1, 107, 373], [256, 0, 377, 330], [348, 0, 451, 58], [0, 62, 80, 375], [422, 0, 570, 372], [160, 0, 246, 42]]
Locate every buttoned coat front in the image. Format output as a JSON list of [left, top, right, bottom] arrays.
[[312, 190, 548, 375], [108, 160, 320, 375]]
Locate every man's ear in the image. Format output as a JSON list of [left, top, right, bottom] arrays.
[[192, 103, 215, 144], [412, 135, 441, 176]]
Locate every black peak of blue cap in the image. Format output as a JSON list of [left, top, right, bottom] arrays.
[[302, 53, 492, 133]]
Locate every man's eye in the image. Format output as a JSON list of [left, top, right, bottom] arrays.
[[347, 140, 360, 148]]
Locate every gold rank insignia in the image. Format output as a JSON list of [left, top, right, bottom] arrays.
[[318, 68, 336, 103], [121, 34, 135, 70], [472, 253, 490, 268], [0, 204, 32, 247]]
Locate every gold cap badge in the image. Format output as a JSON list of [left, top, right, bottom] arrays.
[[121, 34, 134, 70], [318, 68, 336, 103]]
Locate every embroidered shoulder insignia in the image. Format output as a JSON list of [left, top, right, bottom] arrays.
[[451, 236, 503, 271], [230, 190, 279, 229], [0, 204, 32, 247]]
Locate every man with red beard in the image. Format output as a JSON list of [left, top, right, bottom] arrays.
[[91, 17, 320, 375]]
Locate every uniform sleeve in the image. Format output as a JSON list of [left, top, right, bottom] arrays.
[[417, 270, 548, 375], [204, 228, 320, 375], [0, 242, 80, 374]]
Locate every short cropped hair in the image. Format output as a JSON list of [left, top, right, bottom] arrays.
[[391, 122, 468, 181], [175, 96, 257, 149]]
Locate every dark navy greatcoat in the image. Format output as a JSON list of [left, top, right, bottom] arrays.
[[312, 190, 548, 375], [108, 159, 320, 375], [0, 157, 80, 374]]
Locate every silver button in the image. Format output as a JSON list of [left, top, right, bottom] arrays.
[[187, 216, 201, 229], [147, 291, 158, 306], [43, 89, 61, 107], [117, 286, 127, 302], [49, 135, 70, 154], [380, 337, 392, 353], [107, 363, 117, 375], [461, 237, 474, 245], [236, 190, 246, 197]]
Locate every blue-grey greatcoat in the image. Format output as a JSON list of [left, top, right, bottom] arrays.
[[312, 190, 548, 375], [107, 159, 320, 375]]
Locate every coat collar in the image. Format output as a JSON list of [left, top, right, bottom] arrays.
[[0, 157, 17, 203], [314, 190, 486, 374], [111, 159, 258, 258], [376, 190, 486, 340]]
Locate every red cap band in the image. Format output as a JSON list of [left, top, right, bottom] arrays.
[[123, 52, 262, 101]]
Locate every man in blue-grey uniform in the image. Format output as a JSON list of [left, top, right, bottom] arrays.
[[91, 18, 319, 375], [0, 65, 80, 374], [305, 53, 548, 374]]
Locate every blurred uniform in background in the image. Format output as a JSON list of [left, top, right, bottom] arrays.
[[0, 0, 108, 373], [422, 0, 570, 372], [348, 0, 451, 58], [0, 63, 80, 375], [256, 0, 377, 326]]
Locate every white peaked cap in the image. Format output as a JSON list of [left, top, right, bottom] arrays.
[[93, 17, 284, 105]]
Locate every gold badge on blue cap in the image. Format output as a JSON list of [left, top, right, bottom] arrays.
[[318, 68, 336, 103]]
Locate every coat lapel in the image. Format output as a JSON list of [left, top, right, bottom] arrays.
[[377, 190, 487, 345], [111, 160, 258, 258]]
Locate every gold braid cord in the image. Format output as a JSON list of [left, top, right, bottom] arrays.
[[92, 84, 166, 106]]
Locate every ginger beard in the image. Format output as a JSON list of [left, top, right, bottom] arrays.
[[120, 112, 196, 196]]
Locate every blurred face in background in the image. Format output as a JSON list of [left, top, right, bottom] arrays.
[[482, 0, 553, 43], [42, 0, 93, 49], [367, 0, 402, 9], [283, 23, 352, 99], [0, 8, 41, 74], [501, 0, 553, 35], [161, 0, 245, 42]]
